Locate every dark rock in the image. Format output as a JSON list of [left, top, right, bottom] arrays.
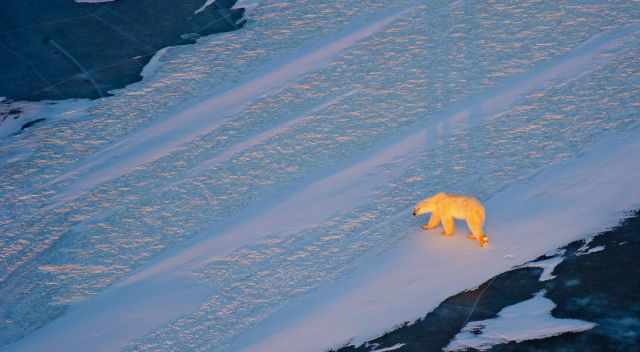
[[0, 0, 246, 101], [20, 118, 46, 131]]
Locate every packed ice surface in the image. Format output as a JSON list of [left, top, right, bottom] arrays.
[[444, 291, 596, 351], [1, 0, 639, 351]]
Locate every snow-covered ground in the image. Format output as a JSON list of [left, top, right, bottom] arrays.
[[236, 130, 640, 352], [1, 0, 639, 351]]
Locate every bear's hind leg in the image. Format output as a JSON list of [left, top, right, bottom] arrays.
[[467, 217, 488, 247], [422, 213, 441, 230], [442, 216, 455, 236]]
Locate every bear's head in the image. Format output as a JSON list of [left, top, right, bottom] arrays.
[[412, 192, 447, 216]]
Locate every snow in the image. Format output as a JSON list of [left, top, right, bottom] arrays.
[[522, 255, 565, 282], [2, 1, 640, 351], [578, 245, 606, 256], [444, 291, 596, 351], [575, 237, 606, 255], [577, 236, 595, 253], [140, 48, 170, 79], [195, 0, 219, 14], [370, 343, 406, 352]]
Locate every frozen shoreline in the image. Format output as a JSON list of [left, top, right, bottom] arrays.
[[0, 0, 249, 138]]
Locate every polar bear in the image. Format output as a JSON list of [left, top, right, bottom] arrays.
[[413, 192, 488, 247]]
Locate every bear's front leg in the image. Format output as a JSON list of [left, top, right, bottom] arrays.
[[442, 216, 455, 236], [422, 213, 441, 230]]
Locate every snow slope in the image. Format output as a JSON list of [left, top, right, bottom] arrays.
[[237, 130, 640, 352], [1, 0, 639, 351]]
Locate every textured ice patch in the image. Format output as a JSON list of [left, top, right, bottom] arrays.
[[444, 291, 596, 351], [0, 100, 91, 138], [0, 101, 41, 138]]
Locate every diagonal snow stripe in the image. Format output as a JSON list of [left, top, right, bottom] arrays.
[[43, 21, 640, 213], [44, 7, 412, 207], [120, 129, 427, 287], [3, 119, 427, 352], [174, 89, 361, 184], [419, 23, 640, 138]]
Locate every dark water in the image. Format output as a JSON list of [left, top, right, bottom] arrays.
[[0, 0, 246, 102], [335, 210, 640, 352]]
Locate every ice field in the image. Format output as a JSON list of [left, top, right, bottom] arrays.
[[1, 0, 639, 351]]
